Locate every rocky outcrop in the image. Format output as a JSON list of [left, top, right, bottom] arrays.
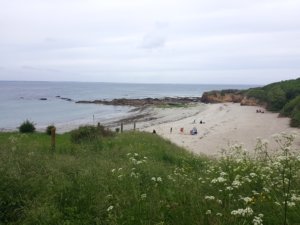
[[76, 97, 201, 107], [201, 90, 262, 106], [201, 90, 244, 103]]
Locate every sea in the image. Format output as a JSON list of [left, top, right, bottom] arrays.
[[0, 81, 258, 131]]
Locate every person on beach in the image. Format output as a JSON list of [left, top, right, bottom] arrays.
[[170, 127, 172, 133], [153, 129, 156, 134]]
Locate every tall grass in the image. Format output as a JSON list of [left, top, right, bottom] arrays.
[[0, 131, 299, 224]]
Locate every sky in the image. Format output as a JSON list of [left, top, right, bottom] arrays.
[[0, 0, 300, 84]]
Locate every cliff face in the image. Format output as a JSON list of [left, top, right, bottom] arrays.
[[201, 90, 262, 106]]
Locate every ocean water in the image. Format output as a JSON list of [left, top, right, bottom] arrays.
[[0, 81, 257, 131]]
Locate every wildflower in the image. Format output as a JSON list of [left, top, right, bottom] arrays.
[[151, 177, 156, 182], [250, 173, 257, 178], [127, 152, 131, 156], [231, 207, 253, 217], [157, 177, 162, 182], [204, 196, 215, 200], [205, 210, 212, 215], [226, 186, 234, 191], [130, 172, 139, 178], [252, 216, 263, 225], [287, 201, 296, 208], [134, 153, 139, 156], [117, 175, 123, 179], [211, 177, 226, 183], [141, 193, 147, 200], [111, 169, 116, 173], [220, 172, 227, 176], [291, 194, 300, 202], [262, 188, 270, 193], [216, 213, 222, 217], [118, 168, 123, 171], [242, 197, 253, 204], [217, 199, 222, 204], [107, 205, 114, 212], [232, 180, 242, 188]]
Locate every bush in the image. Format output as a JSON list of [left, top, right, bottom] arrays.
[[46, 125, 56, 135], [70, 125, 113, 143], [19, 120, 35, 133], [291, 109, 300, 127]]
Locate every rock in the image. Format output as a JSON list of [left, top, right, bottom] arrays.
[[76, 97, 201, 107], [39, 98, 47, 101]]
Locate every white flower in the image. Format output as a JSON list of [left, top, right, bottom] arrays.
[[252, 216, 263, 225], [216, 213, 222, 217], [226, 186, 234, 191], [220, 172, 227, 176], [111, 169, 116, 173], [205, 210, 212, 215], [242, 197, 253, 204], [250, 173, 257, 178], [231, 207, 253, 217], [287, 201, 296, 208], [232, 180, 242, 188], [118, 168, 123, 171], [107, 205, 114, 212], [141, 193, 147, 200], [262, 188, 270, 193], [211, 177, 227, 183], [157, 177, 162, 182], [134, 153, 139, 156], [151, 177, 156, 182], [291, 194, 300, 202], [204, 196, 215, 200]]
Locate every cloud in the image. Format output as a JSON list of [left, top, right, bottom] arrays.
[[0, 0, 300, 84], [140, 22, 168, 49]]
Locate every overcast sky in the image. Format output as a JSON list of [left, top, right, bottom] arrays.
[[0, 0, 300, 84]]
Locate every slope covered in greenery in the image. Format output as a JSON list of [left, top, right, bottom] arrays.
[[0, 130, 299, 225], [246, 78, 300, 127]]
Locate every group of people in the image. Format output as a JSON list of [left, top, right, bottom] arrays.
[[256, 109, 265, 113]]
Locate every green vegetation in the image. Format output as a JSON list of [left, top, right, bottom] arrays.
[[70, 125, 114, 143], [18, 120, 36, 133], [246, 78, 300, 127], [0, 131, 299, 225]]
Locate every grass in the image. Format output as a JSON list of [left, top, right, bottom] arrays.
[[0, 131, 299, 225]]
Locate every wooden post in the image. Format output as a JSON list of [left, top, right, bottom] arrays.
[[121, 123, 123, 133], [51, 127, 56, 150], [133, 122, 136, 130]]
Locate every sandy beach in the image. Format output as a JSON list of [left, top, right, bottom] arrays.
[[134, 103, 300, 156]]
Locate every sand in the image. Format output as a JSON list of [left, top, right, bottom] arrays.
[[136, 103, 300, 156]]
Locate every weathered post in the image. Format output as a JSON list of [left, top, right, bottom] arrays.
[[133, 122, 136, 130], [121, 123, 123, 133], [51, 127, 56, 150]]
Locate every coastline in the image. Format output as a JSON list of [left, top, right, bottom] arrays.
[[139, 103, 300, 156]]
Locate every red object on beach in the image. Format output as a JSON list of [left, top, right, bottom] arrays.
[[180, 128, 184, 133]]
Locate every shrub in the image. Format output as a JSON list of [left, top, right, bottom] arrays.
[[291, 109, 300, 127], [70, 125, 113, 143], [46, 125, 56, 135], [19, 120, 35, 133]]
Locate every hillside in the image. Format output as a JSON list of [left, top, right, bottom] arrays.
[[201, 78, 300, 127], [0, 129, 299, 225]]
